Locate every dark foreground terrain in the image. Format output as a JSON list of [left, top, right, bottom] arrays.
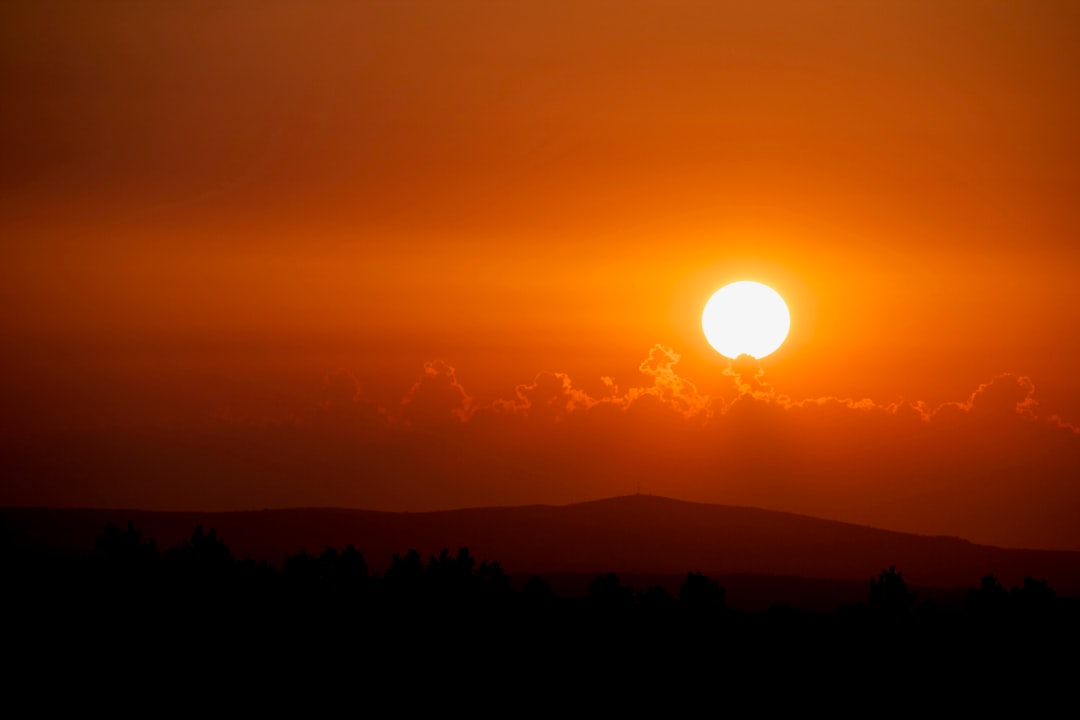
[[4, 509, 1080, 704]]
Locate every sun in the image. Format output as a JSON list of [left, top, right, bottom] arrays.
[[702, 281, 791, 360]]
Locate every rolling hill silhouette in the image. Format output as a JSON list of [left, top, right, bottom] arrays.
[[5, 495, 1079, 601]]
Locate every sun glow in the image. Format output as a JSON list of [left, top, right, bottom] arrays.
[[702, 281, 791, 360]]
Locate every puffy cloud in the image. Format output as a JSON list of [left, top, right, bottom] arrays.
[[623, 345, 713, 419], [501, 371, 595, 424], [722, 353, 773, 397], [1050, 415, 1080, 435], [953, 373, 1038, 420], [399, 360, 472, 427]]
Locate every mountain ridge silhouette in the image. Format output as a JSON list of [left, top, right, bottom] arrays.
[[4, 494, 1079, 595]]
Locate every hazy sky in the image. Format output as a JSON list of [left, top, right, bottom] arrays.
[[3, 1, 1079, 549]]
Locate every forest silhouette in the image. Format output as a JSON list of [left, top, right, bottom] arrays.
[[6, 518, 1079, 693]]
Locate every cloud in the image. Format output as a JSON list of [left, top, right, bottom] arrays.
[[623, 345, 713, 419], [722, 354, 772, 397], [946, 373, 1039, 420], [498, 371, 596, 424], [399, 360, 472, 427], [1049, 415, 1080, 435], [478, 344, 712, 424]]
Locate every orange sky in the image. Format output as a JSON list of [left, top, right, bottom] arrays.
[[3, 1, 1080, 550]]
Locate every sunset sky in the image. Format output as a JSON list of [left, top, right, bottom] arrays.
[[3, 1, 1079, 550]]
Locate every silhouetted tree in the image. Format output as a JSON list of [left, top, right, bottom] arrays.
[[426, 547, 476, 597], [639, 585, 675, 613], [88, 522, 163, 623], [1011, 576, 1056, 617], [588, 572, 634, 609], [283, 548, 319, 578], [164, 525, 234, 586], [869, 565, 917, 617], [475, 558, 511, 597], [679, 571, 726, 611], [92, 521, 160, 577], [967, 573, 1009, 617], [283, 545, 367, 587], [332, 544, 369, 594], [523, 575, 553, 602], [335, 544, 368, 577], [384, 548, 425, 599]]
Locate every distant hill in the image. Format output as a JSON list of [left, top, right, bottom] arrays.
[[4, 495, 1080, 598]]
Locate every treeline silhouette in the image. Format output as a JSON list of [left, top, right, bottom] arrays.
[[6, 521, 1080, 688]]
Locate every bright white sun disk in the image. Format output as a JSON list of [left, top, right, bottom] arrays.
[[702, 281, 790, 360]]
